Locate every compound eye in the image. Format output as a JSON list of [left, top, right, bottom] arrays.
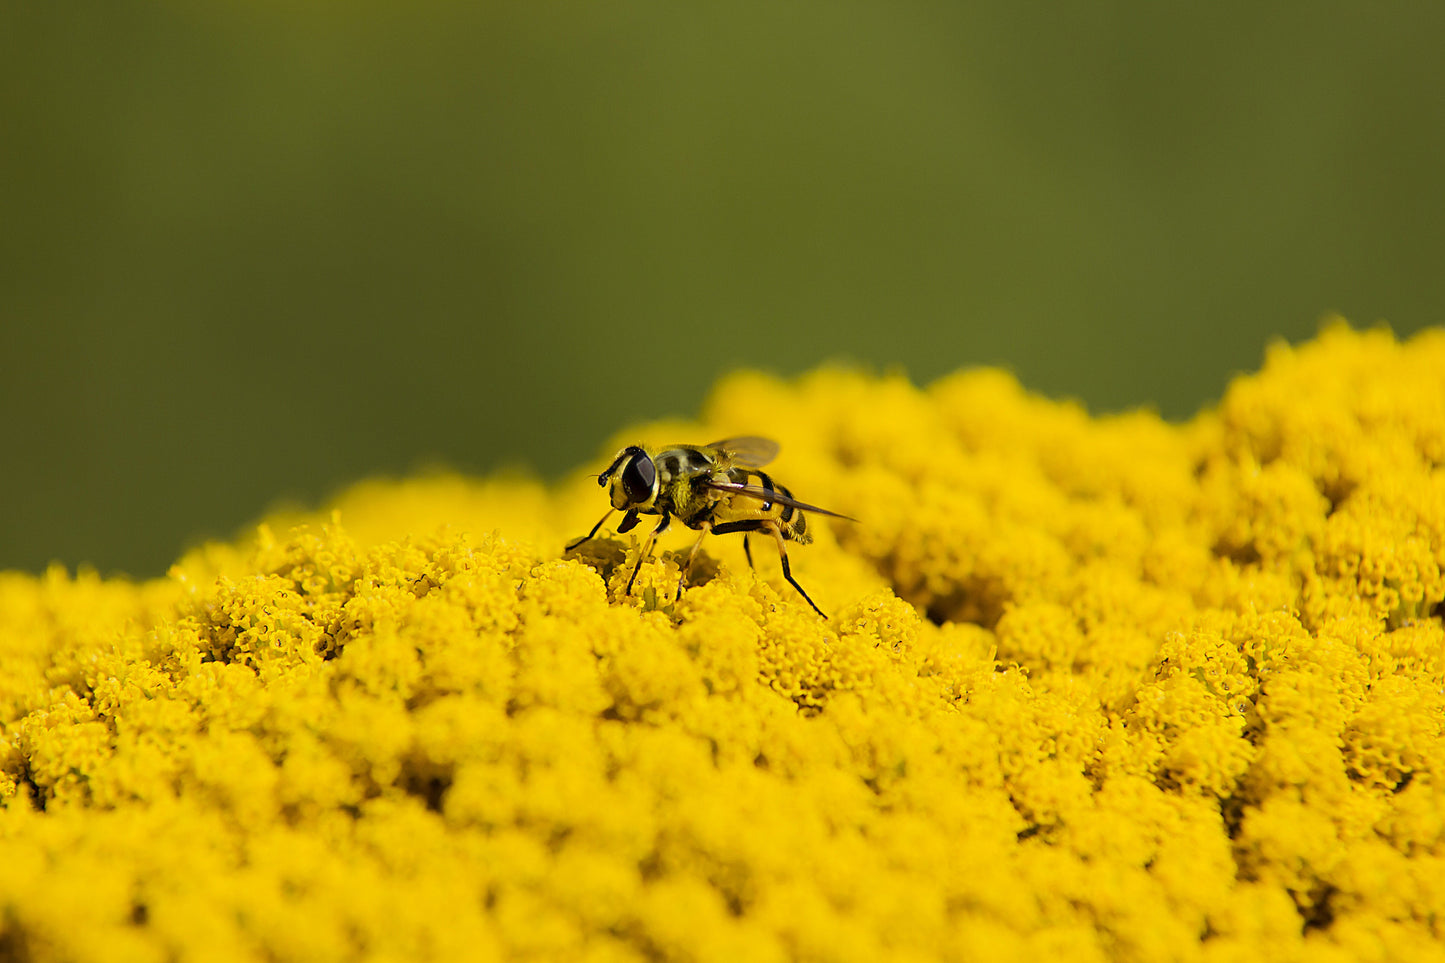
[[620, 453, 656, 503]]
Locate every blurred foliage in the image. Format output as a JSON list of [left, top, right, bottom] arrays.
[[2, 0, 1443, 576]]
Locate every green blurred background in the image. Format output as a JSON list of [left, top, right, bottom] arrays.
[[3, 1, 1443, 577]]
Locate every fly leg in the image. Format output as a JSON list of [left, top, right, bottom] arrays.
[[711, 520, 827, 619], [676, 522, 713, 600], [742, 533, 754, 571], [567, 508, 640, 552], [771, 524, 827, 619], [566, 509, 614, 552], [625, 512, 671, 595]]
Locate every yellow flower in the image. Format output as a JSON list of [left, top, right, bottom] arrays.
[[4, 323, 1445, 961]]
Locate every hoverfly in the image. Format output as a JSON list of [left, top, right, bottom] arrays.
[[566, 436, 851, 617]]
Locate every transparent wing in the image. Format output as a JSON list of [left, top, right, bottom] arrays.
[[707, 436, 780, 468], [703, 480, 855, 520]]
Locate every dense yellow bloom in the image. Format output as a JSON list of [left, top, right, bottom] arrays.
[[3, 323, 1445, 961]]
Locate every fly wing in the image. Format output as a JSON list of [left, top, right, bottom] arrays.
[[707, 436, 780, 469], [703, 480, 856, 520]]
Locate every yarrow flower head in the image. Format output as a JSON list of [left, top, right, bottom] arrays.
[[2, 322, 1444, 961]]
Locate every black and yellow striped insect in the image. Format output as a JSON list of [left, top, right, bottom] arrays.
[[566, 436, 851, 617]]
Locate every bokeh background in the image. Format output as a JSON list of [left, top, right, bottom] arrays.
[[3, 1, 1443, 578]]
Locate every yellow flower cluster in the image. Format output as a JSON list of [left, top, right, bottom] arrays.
[[3, 323, 1445, 962]]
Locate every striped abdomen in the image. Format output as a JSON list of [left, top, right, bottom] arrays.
[[713, 468, 811, 543]]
